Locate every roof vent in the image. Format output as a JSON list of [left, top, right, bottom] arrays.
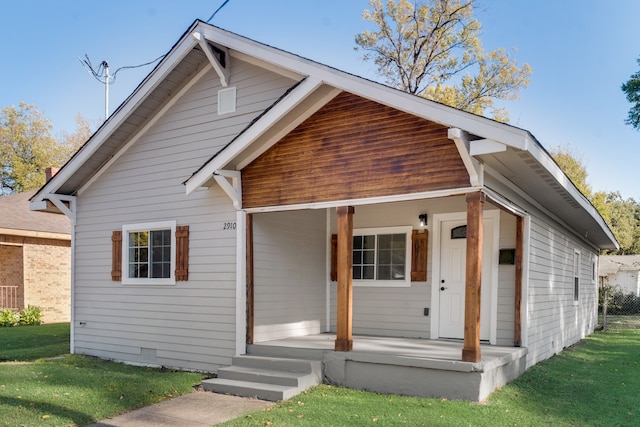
[[218, 87, 236, 115]]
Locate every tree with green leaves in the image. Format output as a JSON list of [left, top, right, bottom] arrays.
[[622, 57, 640, 131], [0, 103, 88, 196], [355, 0, 532, 121], [550, 145, 640, 254]]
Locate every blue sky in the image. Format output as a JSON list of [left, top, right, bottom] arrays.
[[2, 1, 639, 200]]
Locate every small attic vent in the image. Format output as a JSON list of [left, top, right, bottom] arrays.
[[218, 86, 236, 115]]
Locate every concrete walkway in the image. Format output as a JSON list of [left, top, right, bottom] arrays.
[[86, 390, 274, 427]]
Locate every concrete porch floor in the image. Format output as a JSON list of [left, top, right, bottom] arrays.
[[247, 334, 528, 401]]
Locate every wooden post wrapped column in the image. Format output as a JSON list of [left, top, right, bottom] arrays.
[[462, 191, 485, 362], [514, 215, 524, 347], [335, 206, 354, 351]]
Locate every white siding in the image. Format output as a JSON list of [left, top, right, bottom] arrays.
[[526, 215, 598, 366], [253, 210, 327, 342], [73, 60, 296, 372], [496, 211, 517, 346], [329, 201, 436, 338], [484, 173, 599, 368]]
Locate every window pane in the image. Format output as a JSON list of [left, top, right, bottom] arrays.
[[392, 265, 405, 279], [363, 266, 375, 279], [363, 250, 375, 264], [363, 235, 375, 249], [353, 266, 361, 280], [353, 235, 363, 249], [139, 247, 148, 263], [451, 226, 467, 239], [377, 265, 390, 280], [378, 249, 391, 264], [353, 251, 361, 265], [378, 234, 392, 249]]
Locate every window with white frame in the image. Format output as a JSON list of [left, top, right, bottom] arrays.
[[352, 227, 411, 287], [573, 249, 581, 302], [122, 221, 176, 285]]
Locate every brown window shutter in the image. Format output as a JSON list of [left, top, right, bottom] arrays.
[[175, 225, 189, 281], [411, 229, 428, 282], [330, 234, 338, 281], [111, 230, 122, 281]]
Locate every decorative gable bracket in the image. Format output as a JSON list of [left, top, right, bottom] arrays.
[[192, 32, 230, 87], [448, 128, 483, 187], [31, 193, 77, 225], [214, 169, 242, 210]]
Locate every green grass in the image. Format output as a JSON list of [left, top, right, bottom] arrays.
[[599, 314, 640, 329], [222, 329, 640, 427], [0, 323, 205, 426], [0, 323, 70, 361]]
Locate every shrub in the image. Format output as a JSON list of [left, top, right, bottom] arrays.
[[0, 309, 20, 327], [19, 305, 42, 326]]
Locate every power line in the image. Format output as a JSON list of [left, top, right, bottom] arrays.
[[78, 53, 165, 120], [207, 0, 231, 22]]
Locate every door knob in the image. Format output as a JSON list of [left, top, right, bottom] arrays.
[[440, 286, 447, 291]]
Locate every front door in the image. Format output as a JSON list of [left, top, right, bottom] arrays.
[[438, 217, 494, 340]]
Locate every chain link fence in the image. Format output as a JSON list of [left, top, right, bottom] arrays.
[[598, 284, 640, 329]]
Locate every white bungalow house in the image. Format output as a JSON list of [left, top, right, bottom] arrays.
[[31, 21, 617, 401], [599, 255, 640, 296]]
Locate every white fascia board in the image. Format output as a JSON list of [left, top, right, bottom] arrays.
[[469, 139, 507, 156], [184, 76, 324, 195], [195, 23, 532, 150], [243, 186, 481, 214], [31, 28, 200, 207]]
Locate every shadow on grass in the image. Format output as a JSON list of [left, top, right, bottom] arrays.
[[0, 395, 97, 426]]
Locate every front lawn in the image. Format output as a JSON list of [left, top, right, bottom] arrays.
[[0, 323, 205, 426], [222, 329, 640, 426], [0, 322, 70, 361]]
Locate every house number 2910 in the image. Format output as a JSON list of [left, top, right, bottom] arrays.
[[223, 222, 237, 230]]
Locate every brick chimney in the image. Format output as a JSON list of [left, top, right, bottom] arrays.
[[45, 167, 60, 182]]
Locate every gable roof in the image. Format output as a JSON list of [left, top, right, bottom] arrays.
[[1, 190, 70, 238], [30, 20, 617, 250]]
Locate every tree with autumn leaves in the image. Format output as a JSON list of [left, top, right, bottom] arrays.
[[355, 0, 532, 122], [0, 103, 91, 196]]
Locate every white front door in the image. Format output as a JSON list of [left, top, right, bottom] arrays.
[[438, 216, 494, 340]]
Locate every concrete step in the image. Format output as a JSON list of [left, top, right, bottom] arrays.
[[201, 356, 323, 401], [201, 378, 301, 402], [231, 355, 321, 374], [218, 365, 311, 387]]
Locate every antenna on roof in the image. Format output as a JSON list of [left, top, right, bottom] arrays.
[[78, 53, 165, 121]]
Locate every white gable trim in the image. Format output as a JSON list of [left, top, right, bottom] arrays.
[[185, 76, 324, 195]]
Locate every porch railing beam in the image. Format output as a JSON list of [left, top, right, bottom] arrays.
[[335, 206, 355, 351], [462, 191, 485, 362]]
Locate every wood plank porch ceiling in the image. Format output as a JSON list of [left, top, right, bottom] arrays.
[[241, 92, 471, 209]]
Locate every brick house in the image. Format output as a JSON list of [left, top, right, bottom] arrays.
[[0, 187, 71, 323]]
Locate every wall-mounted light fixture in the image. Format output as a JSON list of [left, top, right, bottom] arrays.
[[418, 213, 428, 227]]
